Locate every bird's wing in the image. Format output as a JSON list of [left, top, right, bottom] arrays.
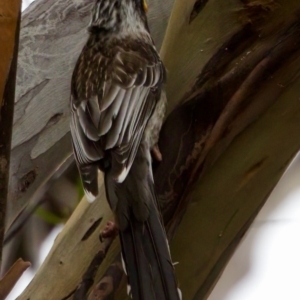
[[70, 45, 164, 200]]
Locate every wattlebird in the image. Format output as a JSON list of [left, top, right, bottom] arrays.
[[70, 0, 180, 299]]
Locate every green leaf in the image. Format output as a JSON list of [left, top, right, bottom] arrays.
[[35, 207, 63, 225]]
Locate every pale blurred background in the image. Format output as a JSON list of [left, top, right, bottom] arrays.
[[6, 1, 300, 299], [22, 0, 32, 11]]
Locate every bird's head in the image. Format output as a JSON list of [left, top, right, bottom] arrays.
[[89, 0, 149, 33]]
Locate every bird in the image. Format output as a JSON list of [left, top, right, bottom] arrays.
[[70, 0, 181, 299]]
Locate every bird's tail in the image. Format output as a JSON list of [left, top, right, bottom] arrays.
[[104, 143, 180, 300]]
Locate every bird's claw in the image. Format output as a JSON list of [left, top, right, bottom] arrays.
[[100, 221, 118, 242]]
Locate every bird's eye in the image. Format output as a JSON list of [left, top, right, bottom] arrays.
[[142, 0, 148, 13]]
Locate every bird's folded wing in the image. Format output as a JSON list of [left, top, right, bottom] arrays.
[[70, 46, 164, 194]]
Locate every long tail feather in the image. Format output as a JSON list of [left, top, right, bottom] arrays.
[[104, 142, 180, 300]]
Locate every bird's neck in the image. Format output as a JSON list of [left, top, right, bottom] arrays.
[[119, 1, 150, 39], [89, 0, 150, 40]]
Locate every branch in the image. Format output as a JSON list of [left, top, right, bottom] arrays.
[[87, 261, 125, 300], [0, 258, 31, 299], [73, 233, 116, 300], [0, 1, 21, 266], [165, 16, 300, 237]]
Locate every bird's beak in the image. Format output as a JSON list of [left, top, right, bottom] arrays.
[[143, 0, 148, 13]]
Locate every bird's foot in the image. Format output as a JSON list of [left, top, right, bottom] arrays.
[[100, 221, 118, 242], [151, 144, 162, 161]]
